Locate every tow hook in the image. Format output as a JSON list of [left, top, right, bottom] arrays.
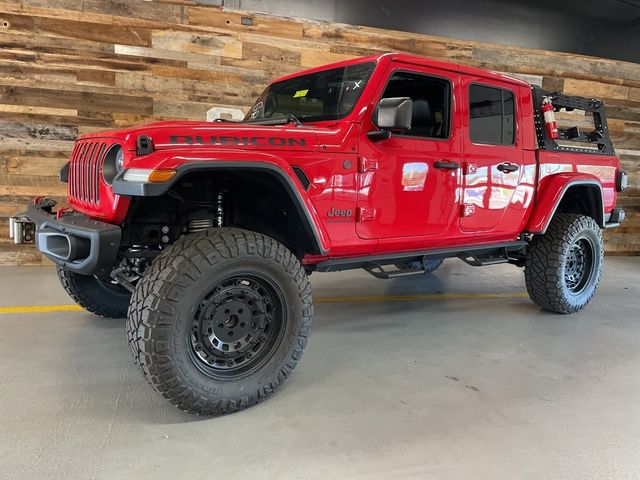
[[8, 216, 35, 244]]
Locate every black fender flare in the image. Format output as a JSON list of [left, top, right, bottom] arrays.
[[527, 178, 605, 234], [112, 162, 327, 254]]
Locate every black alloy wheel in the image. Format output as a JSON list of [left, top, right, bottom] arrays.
[[564, 238, 596, 295], [188, 273, 286, 379]]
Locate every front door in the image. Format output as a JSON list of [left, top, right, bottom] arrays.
[[357, 64, 462, 240]]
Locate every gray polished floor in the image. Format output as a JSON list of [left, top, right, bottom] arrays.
[[0, 257, 639, 479]]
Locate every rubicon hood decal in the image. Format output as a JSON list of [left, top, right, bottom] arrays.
[[145, 122, 318, 152], [169, 135, 306, 148]]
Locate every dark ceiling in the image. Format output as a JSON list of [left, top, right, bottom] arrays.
[[232, 0, 640, 63]]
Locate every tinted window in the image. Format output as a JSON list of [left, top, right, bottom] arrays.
[[380, 71, 451, 139], [245, 62, 375, 123], [469, 85, 515, 145]]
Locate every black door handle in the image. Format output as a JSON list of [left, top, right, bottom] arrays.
[[497, 163, 519, 173], [434, 160, 460, 170]]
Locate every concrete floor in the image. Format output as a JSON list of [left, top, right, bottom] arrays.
[[0, 258, 639, 480]]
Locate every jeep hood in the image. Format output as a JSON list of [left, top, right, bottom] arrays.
[[77, 120, 353, 153]]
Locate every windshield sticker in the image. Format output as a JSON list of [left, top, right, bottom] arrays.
[[293, 89, 309, 98], [249, 101, 263, 119], [402, 162, 428, 191]]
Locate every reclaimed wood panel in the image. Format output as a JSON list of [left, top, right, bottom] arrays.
[[0, 0, 638, 263]]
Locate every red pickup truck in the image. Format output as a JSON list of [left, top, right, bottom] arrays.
[[11, 53, 627, 416]]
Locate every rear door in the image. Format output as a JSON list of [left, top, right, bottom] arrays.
[[459, 77, 527, 234], [357, 63, 462, 239]]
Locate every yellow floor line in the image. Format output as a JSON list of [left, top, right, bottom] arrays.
[[0, 305, 83, 314], [0, 292, 528, 314]]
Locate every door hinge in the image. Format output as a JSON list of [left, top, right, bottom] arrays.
[[358, 157, 378, 173], [464, 163, 478, 175], [358, 207, 377, 222], [462, 204, 475, 217]]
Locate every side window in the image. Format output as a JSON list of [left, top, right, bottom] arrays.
[[469, 84, 515, 145], [380, 71, 451, 139]]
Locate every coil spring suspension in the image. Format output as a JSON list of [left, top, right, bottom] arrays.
[[187, 218, 215, 233], [186, 192, 224, 233]]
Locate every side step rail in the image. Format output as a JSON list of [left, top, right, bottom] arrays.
[[364, 263, 427, 280], [315, 241, 528, 275]]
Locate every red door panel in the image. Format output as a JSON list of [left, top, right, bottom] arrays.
[[356, 63, 462, 240], [460, 78, 531, 236]]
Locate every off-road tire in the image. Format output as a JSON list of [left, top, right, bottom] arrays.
[[57, 266, 131, 318], [126, 228, 313, 416], [525, 214, 604, 314], [395, 258, 444, 274], [422, 258, 444, 274]]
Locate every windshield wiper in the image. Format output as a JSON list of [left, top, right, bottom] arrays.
[[243, 114, 304, 127]]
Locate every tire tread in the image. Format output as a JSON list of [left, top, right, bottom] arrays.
[[126, 228, 313, 416], [525, 214, 604, 314]]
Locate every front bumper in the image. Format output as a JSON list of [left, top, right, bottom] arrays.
[[10, 199, 121, 275]]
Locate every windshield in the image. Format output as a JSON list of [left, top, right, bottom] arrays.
[[245, 62, 376, 123]]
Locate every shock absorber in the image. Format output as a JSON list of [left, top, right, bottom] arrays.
[[216, 191, 224, 228]]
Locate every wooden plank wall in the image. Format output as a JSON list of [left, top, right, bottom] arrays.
[[0, 0, 638, 264]]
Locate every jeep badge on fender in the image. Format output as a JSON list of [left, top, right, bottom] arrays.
[[328, 207, 353, 218], [10, 53, 625, 416]]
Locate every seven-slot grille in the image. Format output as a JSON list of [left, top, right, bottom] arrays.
[[68, 141, 108, 205]]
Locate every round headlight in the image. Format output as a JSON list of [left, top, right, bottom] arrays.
[[102, 144, 123, 185], [116, 146, 124, 171]]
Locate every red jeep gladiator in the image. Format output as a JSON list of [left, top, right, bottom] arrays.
[[11, 53, 627, 415]]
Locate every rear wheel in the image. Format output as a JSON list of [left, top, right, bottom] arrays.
[[127, 228, 313, 416], [57, 266, 131, 318], [525, 214, 604, 314]]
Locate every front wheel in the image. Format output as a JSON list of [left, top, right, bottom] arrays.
[[127, 228, 313, 416], [525, 214, 604, 314]]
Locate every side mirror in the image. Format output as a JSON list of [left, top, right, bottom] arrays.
[[376, 97, 413, 131]]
